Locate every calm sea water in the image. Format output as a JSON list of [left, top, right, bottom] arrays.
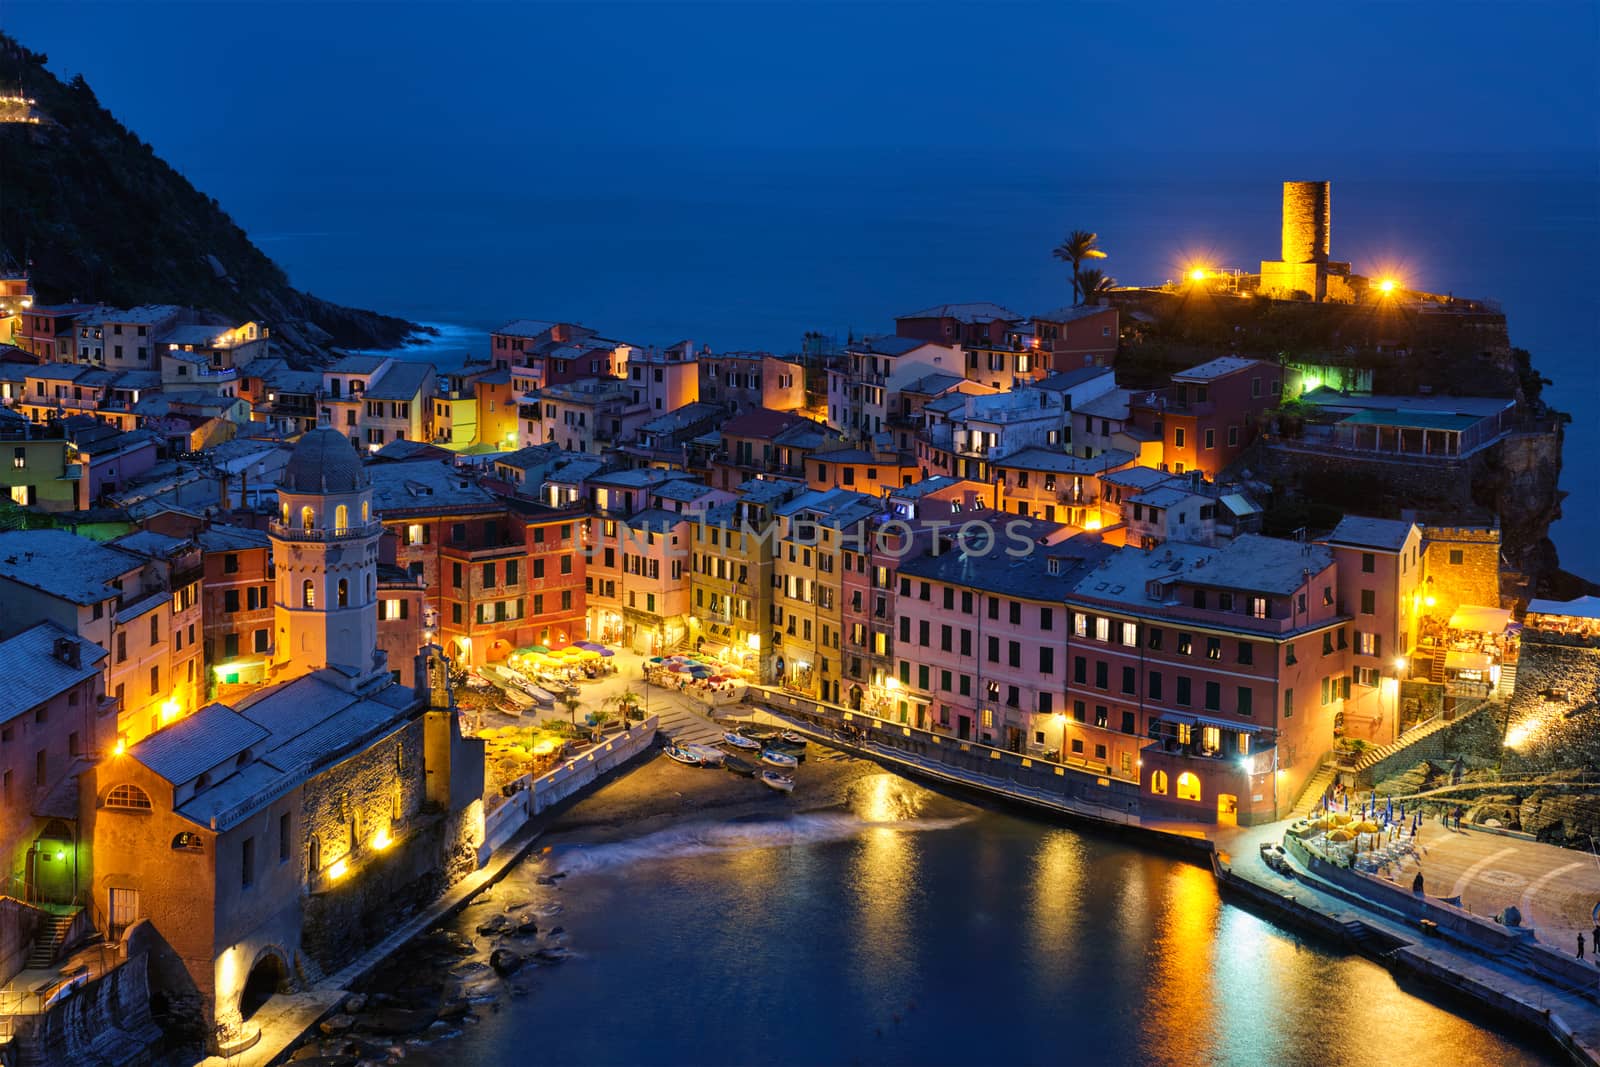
[[404, 774, 1553, 1067], [249, 158, 1598, 580]]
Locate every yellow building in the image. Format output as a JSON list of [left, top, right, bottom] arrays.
[[771, 488, 879, 703]]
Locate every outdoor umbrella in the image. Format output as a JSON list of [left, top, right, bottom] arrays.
[[596, 647, 615, 657], [649, 657, 667, 663], [669, 663, 689, 672]]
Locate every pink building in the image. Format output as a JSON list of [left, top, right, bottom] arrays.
[[0, 624, 113, 917], [895, 302, 1020, 348], [1069, 536, 1349, 826], [890, 519, 1096, 743]]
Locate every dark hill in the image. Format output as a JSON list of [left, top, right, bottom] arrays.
[[0, 33, 417, 361]]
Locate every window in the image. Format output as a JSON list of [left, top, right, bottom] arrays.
[[1174, 428, 1185, 448], [1147, 628, 1163, 651], [224, 552, 239, 574], [1204, 681, 1220, 710], [1121, 666, 1136, 694], [1039, 647, 1054, 674], [1283, 688, 1294, 718], [1358, 632, 1379, 656], [1151, 770, 1168, 795], [1120, 622, 1137, 647], [1449, 549, 1463, 565], [1361, 552, 1375, 574], [1176, 772, 1201, 802], [334, 504, 349, 533], [224, 589, 240, 613], [150, 615, 159, 645], [1204, 429, 1215, 450], [1073, 613, 1088, 638], [1177, 632, 1192, 655], [1206, 637, 1221, 660], [105, 783, 153, 810], [242, 836, 255, 889], [1094, 616, 1110, 642], [1237, 642, 1253, 665], [1149, 671, 1163, 700], [302, 579, 315, 608], [1176, 677, 1192, 706], [1360, 590, 1376, 615], [1238, 687, 1253, 716], [1094, 661, 1108, 689], [1355, 666, 1379, 687]]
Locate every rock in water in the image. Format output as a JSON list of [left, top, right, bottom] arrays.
[[490, 949, 522, 976], [319, 1014, 355, 1036], [475, 914, 514, 936]]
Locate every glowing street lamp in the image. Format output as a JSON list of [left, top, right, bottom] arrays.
[[1377, 278, 1398, 295], [1188, 267, 1208, 282]]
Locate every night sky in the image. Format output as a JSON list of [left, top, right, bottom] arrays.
[[5, 2, 1596, 163]]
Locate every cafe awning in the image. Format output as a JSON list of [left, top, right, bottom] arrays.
[[1448, 605, 1511, 633], [1445, 650, 1493, 672]]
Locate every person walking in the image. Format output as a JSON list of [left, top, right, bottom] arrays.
[[1578, 932, 1587, 960]]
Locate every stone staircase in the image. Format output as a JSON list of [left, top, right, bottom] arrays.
[[26, 912, 76, 969], [1351, 701, 1491, 779], [1290, 762, 1339, 818], [651, 701, 726, 747], [1495, 661, 1518, 702]]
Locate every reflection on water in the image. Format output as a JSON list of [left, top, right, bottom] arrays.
[[405, 791, 1556, 1067], [1145, 862, 1224, 1066]]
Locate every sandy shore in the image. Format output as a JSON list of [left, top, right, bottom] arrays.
[[539, 744, 883, 846]]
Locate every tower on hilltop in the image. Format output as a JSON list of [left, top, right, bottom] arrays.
[[269, 428, 383, 679], [1259, 181, 1353, 302]]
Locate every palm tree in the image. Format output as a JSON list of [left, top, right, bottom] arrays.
[[1076, 267, 1115, 305], [589, 709, 614, 740], [1051, 230, 1108, 303], [604, 689, 643, 723], [561, 694, 583, 730]]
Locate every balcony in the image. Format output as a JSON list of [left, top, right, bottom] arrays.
[[268, 520, 383, 542]]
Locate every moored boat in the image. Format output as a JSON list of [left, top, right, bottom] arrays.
[[684, 744, 726, 766], [663, 744, 702, 766], [760, 769, 795, 793], [723, 732, 761, 750], [722, 755, 757, 777], [779, 730, 808, 745], [760, 749, 799, 769]]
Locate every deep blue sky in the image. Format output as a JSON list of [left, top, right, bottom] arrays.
[[7, 1, 1597, 161]]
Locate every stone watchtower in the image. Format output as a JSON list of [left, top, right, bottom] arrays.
[[269, 428, 383, 679], [1259, 180, 1352, 302]]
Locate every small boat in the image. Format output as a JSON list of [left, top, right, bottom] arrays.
[[684, 744, 726, 766], [760, 769, 795, 793], [723, 732, 761, 750], [663, 744, 702, 766], [761, 749, 799, 769], [723, 755, 757, 777], [740, 726, 778, 741], [780, 731, 808, 745]]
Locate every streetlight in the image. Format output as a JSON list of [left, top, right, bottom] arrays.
[[1054, 712, 1068, 763]]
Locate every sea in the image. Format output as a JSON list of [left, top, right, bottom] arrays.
[[398, 773, 1555, 1067], [245, 155, 1599, 581]]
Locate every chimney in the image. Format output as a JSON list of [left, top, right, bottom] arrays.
[[53, 636, 80, 669]]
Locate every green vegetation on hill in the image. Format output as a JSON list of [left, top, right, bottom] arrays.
[[0, 34, 416, 359]]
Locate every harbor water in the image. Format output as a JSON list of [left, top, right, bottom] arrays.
[[399, 772, 1554, 1067]]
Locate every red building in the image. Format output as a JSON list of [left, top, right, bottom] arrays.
[[895, 303, 1020, 348], [197, 524, 275, 688], [1031, 305, 1120, 369], [1132, 357, 1281, 477], [15, 304, 94, 363]]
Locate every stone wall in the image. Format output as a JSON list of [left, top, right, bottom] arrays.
[[1356, 702, 1502, 786], [301, 812, 451, 974], [1501, 635, 1600, 775], [1421, 526, 1503, 615], [12, 951, 164, 1067], [301, 718, 428, 881], [0, 896, 43, 985], [1281, 180, 1330, 264]]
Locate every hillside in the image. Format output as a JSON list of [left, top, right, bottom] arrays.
[[0, 34, 417, 361]]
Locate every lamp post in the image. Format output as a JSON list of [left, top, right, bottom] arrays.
[[1393, 656, 1408, 738], [1055, 712, 1069, 764]]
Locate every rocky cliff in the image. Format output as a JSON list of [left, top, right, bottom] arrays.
[[0, 34, 417, 362]]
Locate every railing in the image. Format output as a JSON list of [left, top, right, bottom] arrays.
[[267, 520, 383, 542]]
